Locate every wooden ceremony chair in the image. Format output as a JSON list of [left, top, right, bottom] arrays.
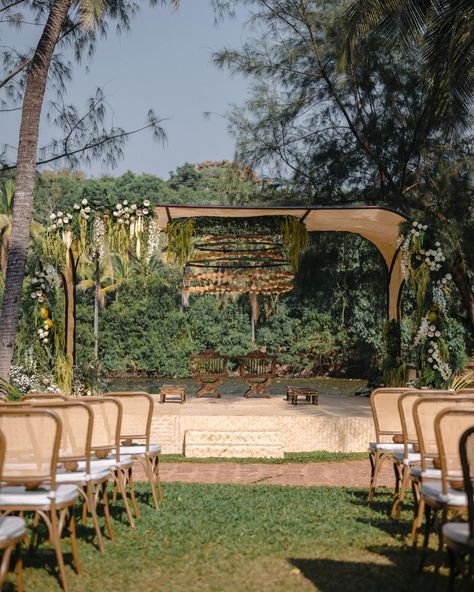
[[0, 430, 26, 592], [437, 410, 474, 589], [190, 350, 228, 398], [32, 400, 113, 553], [0, 407, 80, 592], [76, 397, 137, 529], [367, 387, 414, 502], [104, 391, 163, 511], [238, 351, 276, 398], [413, 395, 474, 565]]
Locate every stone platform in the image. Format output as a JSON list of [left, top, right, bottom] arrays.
[[185, 430, 284, 458], [130, 382, 375, 455]]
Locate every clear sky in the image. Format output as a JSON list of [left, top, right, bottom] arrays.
[[2, 1, 251, 179]]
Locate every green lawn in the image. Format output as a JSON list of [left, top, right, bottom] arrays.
[[14, 483, 446, 592], [159, 451, 368, 464]]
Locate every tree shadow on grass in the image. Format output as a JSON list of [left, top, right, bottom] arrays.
[[289, 545, 446, 592]]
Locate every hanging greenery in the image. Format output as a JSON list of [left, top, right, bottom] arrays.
[[398, 220, 454, 387], [281, 217, 308, 272], [166, 219, 195, 267], [382, 319, 407, 387]]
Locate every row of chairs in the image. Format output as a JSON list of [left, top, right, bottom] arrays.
[[369, 387, 474, 588], [0, 390, 163, 592]]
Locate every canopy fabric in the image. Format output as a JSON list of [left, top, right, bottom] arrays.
[[154, 204, 408, 320]]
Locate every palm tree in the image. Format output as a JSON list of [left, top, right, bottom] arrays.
[[342, 0, 473, 129], [0, 0, 179, 381]]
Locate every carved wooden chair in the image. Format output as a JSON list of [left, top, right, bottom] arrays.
[[238, 351, 276, 398], [190, 350, 228, 398]]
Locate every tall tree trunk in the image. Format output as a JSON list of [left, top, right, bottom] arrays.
[[0, 0, 72, 381]]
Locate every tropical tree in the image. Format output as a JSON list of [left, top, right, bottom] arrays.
[[214, 0, 474, 334], [0, 0, 178, 381], [341, 0, 474, 131]]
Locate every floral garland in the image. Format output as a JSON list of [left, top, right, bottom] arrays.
[[399, 220, 453, 387]]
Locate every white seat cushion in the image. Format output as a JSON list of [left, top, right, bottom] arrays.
[[369, 442, 405, 452], [55, 468, 111, 485], [0, 516, 26, 543], [393, 450, 420, 463], [78, 455, 133, 473], [422, 481, 467, 507], [442, 522, 474, 547], [116, 444, 161, 456], [0, 484, 78, 507], [410, 466, 441, 479]]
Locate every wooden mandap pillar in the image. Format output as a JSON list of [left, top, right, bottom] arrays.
[[62, 247, 77, 367]]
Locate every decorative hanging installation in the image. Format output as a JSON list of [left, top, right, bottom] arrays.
[[166, 216, 308, 341]]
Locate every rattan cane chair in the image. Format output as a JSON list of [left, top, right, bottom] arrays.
[[75, 397, 136, 529], [413, 395, 474, 566], [21, 392, 67, 402], [0, 407, 80, 592], [104, 392, 163, 511], [32, 401, 113, 552], [442, 424, 474, 590], [0, 430, 26, 592], [368, 388, 414, 502]]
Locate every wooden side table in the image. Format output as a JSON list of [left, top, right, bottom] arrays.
[[286, 387, 319, 406], [160, 385, 186, 404]]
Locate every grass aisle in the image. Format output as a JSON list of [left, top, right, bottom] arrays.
[[23, 483, 443, 592]]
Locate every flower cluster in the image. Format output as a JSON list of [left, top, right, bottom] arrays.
[[50, 210, 73, 230], [91, 216, 106, 260], [30, 271, 48, 303], [73, 198, 92, 220], [37, 326, 50, 344], [427, 342, 451, 382], [418, 243, 446, 271], [112, 199, 151, 225], [413, 318, 429, 346], [145, 218, 161, 264], [409, 220, 428, 236]]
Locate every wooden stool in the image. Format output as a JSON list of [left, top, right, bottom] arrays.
[[160, 385, 186, 404], [286, 387, 319, 406]]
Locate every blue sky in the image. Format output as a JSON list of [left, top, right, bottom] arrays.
[[3, 1, 251, 179]]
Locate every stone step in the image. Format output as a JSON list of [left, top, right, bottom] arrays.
[[184, 429, 284, 458]]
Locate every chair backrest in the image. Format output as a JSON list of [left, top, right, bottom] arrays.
[[0, 406, 61, 488], [32, 401, 93, 466], [103, 392, 153, 446], [436, 408, 474, 495], [76, 397, 121, 457], [190, 350, 228, 377], [460, 426, 474, 538], [413, 394, 474, 471], [0, 429, 5, 476], [398, 390, 424, 454], [21, 392, 67, 402], [238, 351, 276, 378], [460, 389, 474, 394], [370, 388, 415, 442]]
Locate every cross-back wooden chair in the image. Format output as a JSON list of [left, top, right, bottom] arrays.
[[104, 391, 163, 511], [442, 424, 474, 590], [0, 429, 26, 592], [413, 395, 474, 566], [75, 397, 137, 529], [190, 350, 228, 398], [0, 407, 80, 592], [367, 387, 414, 502], [32, 400, 113, 553], [238, 351, 276, 398]]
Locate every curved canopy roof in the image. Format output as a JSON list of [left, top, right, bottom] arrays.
[[154, 204, 408, 269]]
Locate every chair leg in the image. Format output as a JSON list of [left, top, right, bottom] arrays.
[[153, 455, 164, 502], [116, 470, 135, 528], [368, 450, 384, 502], [68, 509, 81, 575], [102, 483, 115, 540], [86, 483, 105, 553], [127, 467, 140, 519], [0, 544, 14, 590], [14, 541, 24, 592], [447, 546, 456, 592], [412, 496, 425, 548], [391, 462, 408, 519], [434, 507, 447, 574], [144, 456, 159, 509], [29, 511, 41, 553], [43, 509, 70, 592], [419, 504, 434, 572]]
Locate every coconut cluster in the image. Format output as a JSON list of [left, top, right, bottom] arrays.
[[112, 199, 151, 225]]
